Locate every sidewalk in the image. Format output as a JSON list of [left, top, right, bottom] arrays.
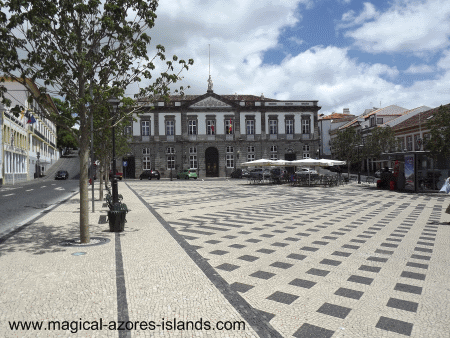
[[0, 182, 263, 337]]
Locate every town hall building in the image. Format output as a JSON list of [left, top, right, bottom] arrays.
[[126, 78, 321, 178]]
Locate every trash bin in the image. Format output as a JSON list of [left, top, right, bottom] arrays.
[[107, 203, 128, 232]]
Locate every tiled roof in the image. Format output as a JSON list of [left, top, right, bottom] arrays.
[[391, 103, 450, 131], [339, 105, 407, 130], [319, 113, 354, 120]]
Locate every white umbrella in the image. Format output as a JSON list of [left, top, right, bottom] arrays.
[[241, 159, 272, 167], [269, 159, 293, 166]]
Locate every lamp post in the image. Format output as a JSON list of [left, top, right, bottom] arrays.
[[357, 144, 363, 184], [108, 96, 120, 204]]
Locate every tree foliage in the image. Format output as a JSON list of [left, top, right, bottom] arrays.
[[425, 104, 450, 158], [331, 128, 362, 164], [0, 0, 193, 243], [363, 126, 397, 158], [52, 98, 79, 150]]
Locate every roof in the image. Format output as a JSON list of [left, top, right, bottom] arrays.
[[140, 94, 280, 103], [339, 105, 407, 130], [319, 112, 354, 120], [391, 103, 450, 131]]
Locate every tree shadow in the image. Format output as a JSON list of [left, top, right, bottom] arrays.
[[0, 219, 114, 257]]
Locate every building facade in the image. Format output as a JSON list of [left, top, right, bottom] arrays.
[[126, 87, 321, 178], [1, 78, 59, 185]]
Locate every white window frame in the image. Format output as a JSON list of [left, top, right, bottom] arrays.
[[302, 119, 310, 134], [286, 119, 294, 134], [247, 146, 255, 153], [143, 156, 151, 170], [225, 119, 233, 135], [269, 119, 278, 135], [166, 120, 174, 136], [143, 148, 150, 155], [247, 154, 255, 162], [246, 120, 254, 135], [188, 120, 197, 135], [207, 120, 215, 135], [189, 155, 198, 169], [226, 154, 234, 168], [141, 120, 150, 136]]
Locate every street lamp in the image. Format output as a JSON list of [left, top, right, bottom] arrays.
[[108, 96, 120, 204], [357, 144, 363, 184]]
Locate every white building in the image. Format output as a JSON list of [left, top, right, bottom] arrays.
[[125, 83, 321, 178], [1, 78, 59, 185]]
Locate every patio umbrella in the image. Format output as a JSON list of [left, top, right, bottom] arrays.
[[269, 159, 293, 166], [241, 159, 273, 167]]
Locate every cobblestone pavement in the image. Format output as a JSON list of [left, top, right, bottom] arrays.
[[127, 179, 450, 338]]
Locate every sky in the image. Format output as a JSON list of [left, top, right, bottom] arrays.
[[136, 0, 450, 116]]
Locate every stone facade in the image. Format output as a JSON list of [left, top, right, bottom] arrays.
[[126, 90, 321, 178]]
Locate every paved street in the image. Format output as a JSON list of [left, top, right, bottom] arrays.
[[0, 154, 80, 236], [0, 179, 449, 337]]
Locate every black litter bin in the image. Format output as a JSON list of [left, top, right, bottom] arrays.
[[108, 203, 128, 232]]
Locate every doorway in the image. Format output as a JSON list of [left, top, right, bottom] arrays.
[[122, 156, 135, 179], [285, 153, 297, 174], [205, 147, 219, 177]]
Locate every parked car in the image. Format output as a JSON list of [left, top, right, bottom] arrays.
[[230, 169, 250, 178], [270, 168, 286, 181], [248, 168, 271, 180], [374, 168, 393, 178], [295, 168, 318, 176], [177, 169, 198, 180], [55, 170, 69, 180], [109, 170, 123, 180], [139, 170, 161, 180]]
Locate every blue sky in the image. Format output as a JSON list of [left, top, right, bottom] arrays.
[[140, 0, 450, 115]]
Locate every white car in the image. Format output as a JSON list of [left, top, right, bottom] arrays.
[[295, 168, 318, 176]]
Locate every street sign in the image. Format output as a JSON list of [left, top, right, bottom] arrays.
[[123, 161, 128, 167]]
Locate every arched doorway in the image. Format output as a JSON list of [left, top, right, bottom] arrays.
[[205, 147, 219, 177], [285, 152, 297, 174]]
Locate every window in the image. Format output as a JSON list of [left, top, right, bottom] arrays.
[[207, 120, 215, 135], [247, 146, 255, 153], [143, 156, 151, 170], [143, 148, 150, 155], [302, 119, 310, 134], [270, 145, 277, 152], [124, 125, 132, 135], [370, 116, 376, 127], [166, 147, 175, 154], [269, 120, 277, 134], [247, 153, 255, 162], [303, 144, 310, 158], [190, 155, 197, 169], [188, 120, 197, 135], [141, 120, 150, 136], [286, 119, 294, 134], [225, 119, 233, 134], [406, 136, 413, 151], [226, 146, 234, 153], [166, 120, 174, 136], [189, 147, 197, 154], [377, 118, 383, 124], [226, 154, 234, 168], [246, 120, 254, 135], [397, 137, 405, 151], [167, 156, 175, 169], [270, 153, 278, 161]]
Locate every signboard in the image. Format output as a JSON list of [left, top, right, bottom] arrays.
[[123, 161, 128, 167], [404, 155, 415, 191]]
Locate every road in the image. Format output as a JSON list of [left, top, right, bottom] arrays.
[[0, 154, 80, 235]]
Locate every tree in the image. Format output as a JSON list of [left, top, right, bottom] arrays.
[[331, 127, 362, 176], [53, 98, 79, 150], [425, 104, 450, 159], [362, 126, 397, 174], [0, 0, 193, 243]]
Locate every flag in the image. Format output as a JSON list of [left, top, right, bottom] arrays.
[[27, 113, 36, 124], [229, 119, 232, 133], [20, 110, 25, 119]]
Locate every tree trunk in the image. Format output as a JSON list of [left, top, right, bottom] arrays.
[[79, 110, 90, 243]]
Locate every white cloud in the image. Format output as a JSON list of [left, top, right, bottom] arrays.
[[337, 2, 378, 29], [126, 0, 450, 117], [437, 50, 450, 69], [344, 0, 450, 55], [404, 64, 435, 74]]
